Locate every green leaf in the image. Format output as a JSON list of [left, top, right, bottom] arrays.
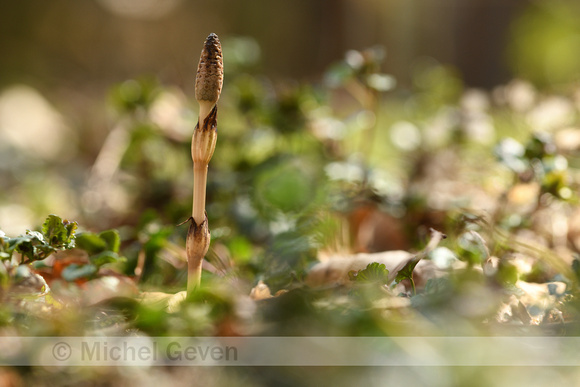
[[8, 232, 53, 262], [349, 262, 390, 284], [394, 259, 419, 284], [26, 231, 45, 242], [0, 259, 8, 287], [42, 215, 77, 249], [76, 230, 121, 255], [3, 217, 78, 263], [98, 230, 120, 253], [542, 170, 569, 199], [6, 236, 31, 260], [75, 232, 108, 255], [61, 264, 98, 282], [572, 259, 580, 283], [75, 230, 122, 268], [524, 133, 554, 160], [394, 258, 420, 295], [497, 262, 519, 286], [89, 251, 120, 267]]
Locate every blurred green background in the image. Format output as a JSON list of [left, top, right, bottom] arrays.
[[4, 0, 580, 286], [3, 1, 580, 385], [3, 0, 580, 231]]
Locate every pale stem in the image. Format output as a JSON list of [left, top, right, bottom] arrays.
[[188, 257, 203, 293], [193, 163, 208, 225]]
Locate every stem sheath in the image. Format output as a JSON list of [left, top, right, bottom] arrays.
[[185, 214, 210, 293]]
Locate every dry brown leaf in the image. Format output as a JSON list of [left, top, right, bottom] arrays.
[[499, 281, 567, 324], [516, 280, 566, 309], [249, 280, 272, 300], [307, 230, 450, 289], [306, 250, 412, 287]]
